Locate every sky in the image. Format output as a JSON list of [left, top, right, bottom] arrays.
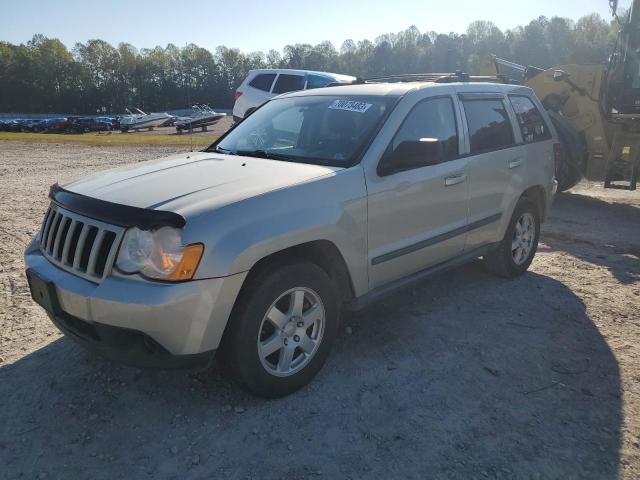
[[1, 0, 631, 54]]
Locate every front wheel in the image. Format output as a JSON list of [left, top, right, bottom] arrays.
[[483, 197, 540, 277], [220, 262, 340, 398]]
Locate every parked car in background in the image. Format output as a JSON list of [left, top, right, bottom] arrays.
[[232, 69, 357, 122], [26, 119, 56, 132], [95, 116, 116, 128], [45, 117, 75, 133], [38, 117, 67, 132], [4, 119, 27, 132], [27, 119, 47, 132], [111, 116, 122, 130], [71, 117, 112, 133]]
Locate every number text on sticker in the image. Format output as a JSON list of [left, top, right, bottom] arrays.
[[328, 100, 372, 113]]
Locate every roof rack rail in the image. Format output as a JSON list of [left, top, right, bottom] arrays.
[[326, 71, 520, 87]]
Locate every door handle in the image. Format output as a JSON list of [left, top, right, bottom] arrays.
[[508, 158, 524, 169], [444, 174, 466, 186]]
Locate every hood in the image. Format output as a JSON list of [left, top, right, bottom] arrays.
[[62, 152, 340, 215]]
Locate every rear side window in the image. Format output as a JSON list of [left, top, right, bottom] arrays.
[[463, 99, 515, 154], [509, 95, 552, 143], [306, 75, 332, 90], [272, 74, 305, 94], [249, 73, 276, 92], [390, 96, 459, 163]]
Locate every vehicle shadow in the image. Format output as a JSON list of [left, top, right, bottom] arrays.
[[541, 192, 640, 284], [0, 262, 622, 479]]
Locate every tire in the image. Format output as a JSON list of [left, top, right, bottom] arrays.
[[220, 262, 340, 398], [547, 110, 586, 192], [483, 197, 540, 278]]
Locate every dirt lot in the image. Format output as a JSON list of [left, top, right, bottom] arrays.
[[0, 141, 639, 479]]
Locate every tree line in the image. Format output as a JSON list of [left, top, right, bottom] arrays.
[[0, 13, 618, 114]]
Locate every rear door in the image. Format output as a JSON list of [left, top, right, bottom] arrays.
[[507, 94, 555, 195], [458, 92, 523, 251], [365, 94, 470, 289]]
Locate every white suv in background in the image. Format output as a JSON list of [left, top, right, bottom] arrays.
[[232, 69, 357, 122]]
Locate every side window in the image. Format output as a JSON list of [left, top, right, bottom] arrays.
[[509, 95, 552, 143], [306, 75, 332, 90], [272, 74, 305, 94], [462, 99, 515, 154], [249, 73, 277, 92], [389, 97, 459, 163]]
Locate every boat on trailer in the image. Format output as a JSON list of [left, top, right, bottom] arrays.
[[119, 108, 172, 132], [175, 105, 226, 132]]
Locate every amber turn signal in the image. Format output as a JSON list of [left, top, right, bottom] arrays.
[[164, 243, 204, 281]]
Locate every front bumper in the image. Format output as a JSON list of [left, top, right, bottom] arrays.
[[47, 305, 213, 368], [25, 240, 247, 364]]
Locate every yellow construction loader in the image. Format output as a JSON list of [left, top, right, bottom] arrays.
[[481, 0, 640, 191]]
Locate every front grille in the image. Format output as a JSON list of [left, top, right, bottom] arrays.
[[39, 204, 125, 283]]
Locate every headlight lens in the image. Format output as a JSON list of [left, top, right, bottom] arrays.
[[116, 227, 203, 281]]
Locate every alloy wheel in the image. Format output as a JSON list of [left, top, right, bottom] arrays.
[[257, 287, 325, 377], [511, 212, 535, 265]]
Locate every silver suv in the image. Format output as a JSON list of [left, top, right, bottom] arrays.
[[25, 77, 559, 397]]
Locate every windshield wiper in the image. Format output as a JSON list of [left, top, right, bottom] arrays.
[[235, 149, 295, 161], [212, 146, 236, 155]]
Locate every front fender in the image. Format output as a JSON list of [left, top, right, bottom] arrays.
[[188, 167, 369, 297]]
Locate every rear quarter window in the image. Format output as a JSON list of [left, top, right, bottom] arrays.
[[306, 74, 332, 90], [249, 73, 277, 92], [509, 95, 552, 143], [462, 98, 515, 154]]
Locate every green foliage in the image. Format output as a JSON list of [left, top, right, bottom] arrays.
[[0, 13, 617, 114]]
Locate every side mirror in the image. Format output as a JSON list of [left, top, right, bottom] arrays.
[[380, 138, 442, 175]]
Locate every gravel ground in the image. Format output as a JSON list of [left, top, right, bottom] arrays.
[[0, 141, 639, 479]]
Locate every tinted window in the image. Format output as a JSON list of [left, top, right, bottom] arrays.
[[509, 95, 551, 143], [249, 73, 276, 92], [272, 74, 305, 94], [390, 97, 459, 163], [306, 74, 332, 90], [463, 99, 515, 154]]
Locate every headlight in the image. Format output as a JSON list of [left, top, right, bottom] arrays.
[[116, 227, 203, 281]]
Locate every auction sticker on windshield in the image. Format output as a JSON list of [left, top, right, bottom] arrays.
[[328, 100, 372, 113]]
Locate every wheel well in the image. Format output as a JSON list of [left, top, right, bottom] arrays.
[[243, 240, 355, 303], [521, 186, 546, 221]]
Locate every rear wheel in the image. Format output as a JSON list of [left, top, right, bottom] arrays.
[[483, 197, 540, 278], [220, 262, 340, 398], [547, 110, 586, 192]]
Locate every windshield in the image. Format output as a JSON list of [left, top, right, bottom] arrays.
[[210, 95, 395, 166]]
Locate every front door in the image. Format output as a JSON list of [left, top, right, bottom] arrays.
[[366, 96, 470, 290]]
